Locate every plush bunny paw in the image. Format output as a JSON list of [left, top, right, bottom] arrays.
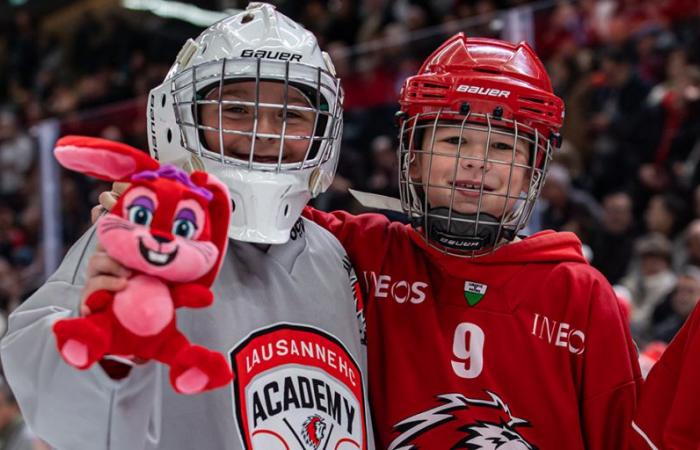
[[170, 345, 233, 394], [53, 318, 110, 369], [174, 367, 209, 394]]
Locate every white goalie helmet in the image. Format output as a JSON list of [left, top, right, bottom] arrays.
[[147, 2, 343, 243]]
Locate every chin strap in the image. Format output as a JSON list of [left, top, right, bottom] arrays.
[[422, 207, 516, 252]]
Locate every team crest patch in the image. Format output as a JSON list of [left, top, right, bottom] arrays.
[[230, 324, 367, 450], [389, 390, 537, 450], [464, 281, 487, 306]]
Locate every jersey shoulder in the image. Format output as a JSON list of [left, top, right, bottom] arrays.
[[302, 215, 349, 257], [511, 260, 618, 317]]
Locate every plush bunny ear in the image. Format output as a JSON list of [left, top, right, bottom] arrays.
[[190, 171, 231, 288], [54, 135, 159, 181]]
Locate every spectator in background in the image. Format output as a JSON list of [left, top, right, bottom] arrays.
[[588, 47, 654, 198], [366, 135, 399, 198], [0, 207, 25, 267], [0, 109, 34, 210], [323, 0, 361, 46], [679, 219, 700, 269], [642, 48, 700, 193], [622, 233, 677, 339], [650, 266, 700, 343], [590, 191, 636, 284], [633, 26, 669, 85], [644, 193, 688, 265], [59, 174, 94, 245], [0, 257, 20, 327], [537, 162, 601, 241], [6, 11, 37, 92], [644, 193, 686, 239], [694, 184, 700, 219]]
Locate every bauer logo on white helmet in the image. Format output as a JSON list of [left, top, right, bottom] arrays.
[[240, 49, 302, 62], [456, 85, 511, 98]]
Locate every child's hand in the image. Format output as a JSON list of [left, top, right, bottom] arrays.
[[80, 243, 131, 316], [91, 182, 130, 224]]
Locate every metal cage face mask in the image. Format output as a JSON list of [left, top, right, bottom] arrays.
[[170, 57, 343, 173], [398, 109, 554, 257]]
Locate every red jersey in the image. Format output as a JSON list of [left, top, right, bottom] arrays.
[[632, 302, 700, 449], [305, 208, 642, 449]]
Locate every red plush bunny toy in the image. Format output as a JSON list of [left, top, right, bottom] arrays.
[[52, 136, 233, 394]]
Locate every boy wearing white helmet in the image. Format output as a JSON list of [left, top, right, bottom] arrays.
[[147, 2, 343, 244], [1, 4, 372, 450], [304, 34, 642, 448]]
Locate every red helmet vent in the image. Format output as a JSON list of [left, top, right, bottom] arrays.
[[472, 67, 501, 74], [407, 80, 449, 100]]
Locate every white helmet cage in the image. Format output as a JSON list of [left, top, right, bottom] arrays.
[[147, 2, 343, 243], [398, 109, 554, 257]]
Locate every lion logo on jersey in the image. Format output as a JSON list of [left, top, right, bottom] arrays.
[[301, 415, 326, 449], [389, 391, 537, 450]]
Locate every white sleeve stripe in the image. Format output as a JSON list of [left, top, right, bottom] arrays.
[[632, 420, 659, 450]]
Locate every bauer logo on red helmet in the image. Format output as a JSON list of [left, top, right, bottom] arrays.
[[456, 85, 511, 98]]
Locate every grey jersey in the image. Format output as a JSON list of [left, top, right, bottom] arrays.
[[0, 218, 372, 450]]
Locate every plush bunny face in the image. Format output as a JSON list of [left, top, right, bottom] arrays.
[[98, 175, 219, 282], [54, 135, 231, 288]]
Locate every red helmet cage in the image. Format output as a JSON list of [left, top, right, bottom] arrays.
[[397, 34, 564, 166]]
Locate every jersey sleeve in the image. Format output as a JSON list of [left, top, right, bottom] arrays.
[[302, 207, 394, 273], [0, 228, 162, 450], [579, 274, 643, 450], [631, 303, 700, 449]]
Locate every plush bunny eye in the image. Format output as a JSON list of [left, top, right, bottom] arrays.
[[128, 205, 153, 226], [172, 207, 199, 239], [172, 219, 196, 239]]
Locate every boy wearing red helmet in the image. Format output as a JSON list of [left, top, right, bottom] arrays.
[[304, 34, 642, 448]]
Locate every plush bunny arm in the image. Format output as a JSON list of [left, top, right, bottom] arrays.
[[84, 290, 114, 313], [170, 283, 214, 309]]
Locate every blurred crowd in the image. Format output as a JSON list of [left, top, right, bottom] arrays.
[[2, 1, 700, 433]]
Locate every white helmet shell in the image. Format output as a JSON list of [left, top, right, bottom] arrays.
[[147, 2, 343, 244]]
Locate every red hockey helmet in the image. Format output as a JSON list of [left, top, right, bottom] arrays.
[[397, 34, 565, 256]]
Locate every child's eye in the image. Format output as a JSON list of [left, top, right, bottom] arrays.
[[492, 142, 514, 151], [172, 219, 197, 239], [282, 109, 303, 120], [443, 136, 464, 145], [127, 206, 153, 226], [223, 105, 247, 115]]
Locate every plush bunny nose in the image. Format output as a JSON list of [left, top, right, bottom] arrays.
[[152, 234, 172, 244]]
